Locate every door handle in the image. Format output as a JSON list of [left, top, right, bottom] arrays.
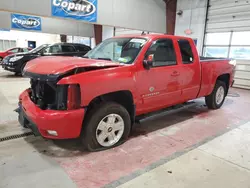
[[171, 71, 180, 76]]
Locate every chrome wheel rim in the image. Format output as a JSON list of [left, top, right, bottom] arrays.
[[216, 86, 225, 105], [96, 114, 125, 147]]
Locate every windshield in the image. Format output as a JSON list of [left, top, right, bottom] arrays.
[[85, 38, 147, 64], [29, 44, 49, 53]]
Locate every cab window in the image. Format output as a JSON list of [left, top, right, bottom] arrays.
[[145, 39, 176, 67], [178, 40, 194, 64]]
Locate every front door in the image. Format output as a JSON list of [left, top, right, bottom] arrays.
[[136, 38, 182, 114]]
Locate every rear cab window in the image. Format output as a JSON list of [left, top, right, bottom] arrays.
[[178, 39, 194, 64], [145, 39, 177, 67]]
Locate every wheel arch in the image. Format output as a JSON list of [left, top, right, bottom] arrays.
[[85, 90, 136, 125], [216, 73, 230, 95]]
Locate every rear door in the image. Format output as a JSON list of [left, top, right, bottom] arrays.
[[177, 39, 201, 101], [136, 38, 182, 114]]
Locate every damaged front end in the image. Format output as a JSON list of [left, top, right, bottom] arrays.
[[16, 58, 121, 138], [22, 64, 118, 111], [23, 70, 82, 111], [16, 70, 84, 137]]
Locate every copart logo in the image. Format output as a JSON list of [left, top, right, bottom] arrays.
[[53, 0, 96, 16], [12, 17, 41, 29]]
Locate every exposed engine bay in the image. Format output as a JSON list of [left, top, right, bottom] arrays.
[[24, 66, 117, 110], [30, 79, 68, 110]]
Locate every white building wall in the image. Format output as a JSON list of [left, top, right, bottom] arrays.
[[175, 0, 207, 54], [0, 30, 60, 49], [115, 28, 144, 36], [102, 26, 114, 41], [114, 27, 163, 36], [91, 38, 96, 49], [97, 0, 166, 33]]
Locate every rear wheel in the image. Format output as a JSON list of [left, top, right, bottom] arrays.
[[205, 80, 226, 109], [81, 102, 131, 151], [0, 57, 3, 63]]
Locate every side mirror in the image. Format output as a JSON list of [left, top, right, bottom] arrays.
[[143, 54, 154, 70]]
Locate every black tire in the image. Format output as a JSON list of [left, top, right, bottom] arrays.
[[0, 57, 3, 62], [81, 102, 131, 151], [20, 63, 26, 75], [205, 80, 227, 109]]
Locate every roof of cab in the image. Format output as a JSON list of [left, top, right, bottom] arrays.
[[113, 34, 192, 41]]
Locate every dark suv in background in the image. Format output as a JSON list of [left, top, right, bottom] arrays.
[[1, 43, 91, 75]]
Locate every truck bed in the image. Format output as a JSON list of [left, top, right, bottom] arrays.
[[197, 58, 232, 98]]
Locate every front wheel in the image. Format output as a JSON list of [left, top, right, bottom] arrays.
[[81, 102, 131, 151], [205, 80, 227, 109], [20, 63, 26, 75]]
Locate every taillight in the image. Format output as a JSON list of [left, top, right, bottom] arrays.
[[67, 84, 81, 110]]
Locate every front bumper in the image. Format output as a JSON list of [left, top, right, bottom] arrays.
[[2, 57, 22, 73], [18, 90, 85, 139], [17, 103, 41, 136], [2, 65, 16, 72]]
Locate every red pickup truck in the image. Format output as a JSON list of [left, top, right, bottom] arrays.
[[17, 34, 236, 151]]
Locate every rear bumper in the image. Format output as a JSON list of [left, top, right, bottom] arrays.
[[18, 90, 85, 139]]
